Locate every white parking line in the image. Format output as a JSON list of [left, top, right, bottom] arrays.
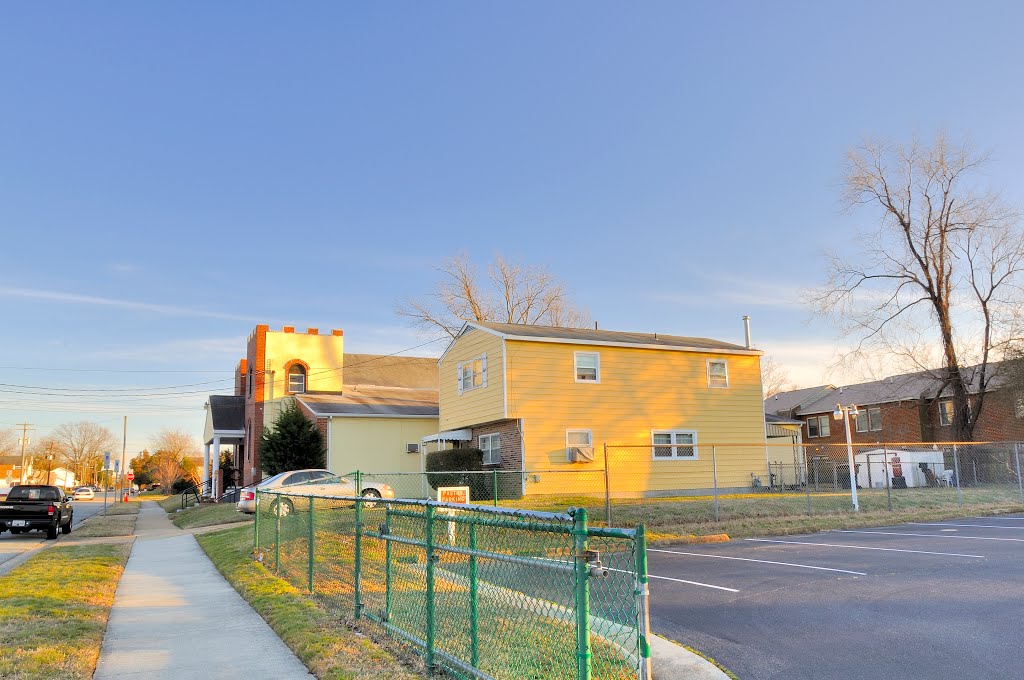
[[972, 516, 1024, 520], [648, 548, 867, 575], [606, 566, 740, 592], [910, 522, 1024, 530], [834, 530, 1024, 542], [744, 538, 985, 558]]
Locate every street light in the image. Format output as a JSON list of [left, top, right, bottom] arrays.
[[833, 402, 861, 511]]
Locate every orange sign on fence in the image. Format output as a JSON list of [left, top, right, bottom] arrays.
[[438, 486, 470, 504]]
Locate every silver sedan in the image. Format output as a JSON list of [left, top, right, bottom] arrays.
[[236, 469, 394, 515]]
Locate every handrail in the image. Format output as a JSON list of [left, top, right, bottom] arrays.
[[181, 479, 212, 509]]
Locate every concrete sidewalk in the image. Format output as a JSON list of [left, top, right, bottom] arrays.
[[93, 502, 314, 680]]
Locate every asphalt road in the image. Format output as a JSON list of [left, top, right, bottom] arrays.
[[0, 498, 111, 569], [648, 514, 1024, 680]]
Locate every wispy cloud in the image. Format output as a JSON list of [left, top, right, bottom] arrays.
[[88, 336, 247, 364], [109, 263, 142, 273], [651, 272, 814, 310], [0, 286, 261, 322]]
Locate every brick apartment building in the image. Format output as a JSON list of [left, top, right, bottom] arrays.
[[766, 364, 1024, 452]]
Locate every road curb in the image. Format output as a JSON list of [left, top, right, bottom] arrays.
[[650, 634, 734, 679]]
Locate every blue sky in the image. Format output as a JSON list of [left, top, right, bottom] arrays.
[[2, 2, 1024, 453]]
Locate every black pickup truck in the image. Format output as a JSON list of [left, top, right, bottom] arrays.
[[0, 485, 74, 539]]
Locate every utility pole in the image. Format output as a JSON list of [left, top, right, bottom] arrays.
[[119, 416, 128, 501], [16, 423, 33, 485]]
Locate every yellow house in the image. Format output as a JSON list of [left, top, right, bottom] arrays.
[[431, 321, 768, 497]]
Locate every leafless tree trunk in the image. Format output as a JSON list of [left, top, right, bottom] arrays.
[[396, 252, 590, 339], [815, 133, 1024, 440], [51, 421, 118, 486]]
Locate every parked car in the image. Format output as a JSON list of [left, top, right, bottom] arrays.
[[73, 487, 96, 500], [0, 485, 74, 539], [236, 469, 395, 516]]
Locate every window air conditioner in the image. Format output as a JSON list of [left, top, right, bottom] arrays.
[[566, 446, 594, 463], [406, 443, 420, 454]]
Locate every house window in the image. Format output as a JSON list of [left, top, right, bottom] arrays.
[[938, 400, 954, 426], [479, 433, 501, 465], [652, 431, 698, 460], [707, 359, 729, 388], [565, 430, 594, 462], [1014, 395, 1024, 419], [458, 354, 487, 394], [855, 407, 882, 432], [247, 366, 253, 397], [287, 364, 306, 393], [574, 352, 600, 382], [807, 415, 830, 438]]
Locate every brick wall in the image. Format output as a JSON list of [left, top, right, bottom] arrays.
[[243, 325, 268, 486], [800, 392, 1024, 451], [469, 419, 523, 471]]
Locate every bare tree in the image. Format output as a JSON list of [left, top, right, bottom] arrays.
[[815, 133, 1024, 440], [0, 429, 16, 457], [151, 452, 185, 489], [51, 421, 118, 485], [761, 356, 795, 398], [397, 252, 590, 339]]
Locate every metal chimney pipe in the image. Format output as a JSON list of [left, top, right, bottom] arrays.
[[742, 315, 752, 349]]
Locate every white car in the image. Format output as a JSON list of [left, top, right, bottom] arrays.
[[236, 469, 395, 515], [73, 487, 96, 500]]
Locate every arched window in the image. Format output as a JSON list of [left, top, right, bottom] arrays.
[[287, 364, 306, 393]]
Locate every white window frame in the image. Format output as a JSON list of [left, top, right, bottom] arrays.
[[707, 359, 729, 388], [457, 354, 488, 395], [651, 430, 698, 460], [807, 415, 830, 438], [479, 433, 501, 466], [938, 400, 954, 426], [855, 407, 882, 433], [287, 365, 306, 394], [574, 352, 600, 383], [1015, 395, 1024, 419]]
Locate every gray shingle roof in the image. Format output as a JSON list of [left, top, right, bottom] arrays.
[[297, 387, 439, 418], [209, 395, 244, 431], [469, 321, 755, 353], [765, 384, 836, 415], [779, 362, 1016, 416], [342, 354, 438, 389]]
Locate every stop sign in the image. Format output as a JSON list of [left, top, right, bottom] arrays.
[[127, 473, 135, 481]]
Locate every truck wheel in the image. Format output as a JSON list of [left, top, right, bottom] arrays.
[[46, 524, 59, 540], [62, 515, 73, 534]]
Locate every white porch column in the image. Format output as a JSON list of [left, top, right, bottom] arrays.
[[202, 443, 210, 489], [212, 435, 221, 497]]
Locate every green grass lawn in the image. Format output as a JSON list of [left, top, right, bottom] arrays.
[[172, 502, 252, 529], [157, 494, 184, 513], [73, 502, 140, 538], [0, 543, 131, 680], [196, 525, 421, 680]]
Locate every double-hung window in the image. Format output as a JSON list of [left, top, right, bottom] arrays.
[[575, 352, 600, 382], [707, 359, 729, 388], [938, 400, 954, 426], [287, 364, 306, 394], [457, 354, 487, 394], [807, 415, 830, 438], [479, 433, 501, 465], [652, 431, 697, 459], [855, 407, 882, 432]]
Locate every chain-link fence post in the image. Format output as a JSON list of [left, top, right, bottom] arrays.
[[804, 461, 812, 515], [572, 507, 591, 680], [1015, 442, 1023, 504], [603, 444, 611, 527], [636, 523, 652, 680], [953, 445, 963, 506], [883, 445, 892, 511], [711, 445, 719, 521], [308, 495, 315, 593], [274, 492, 281, 572], [355, 469, 362, 495], [469, 521, 480, 669], [424, 504, 437, 673], [252, 489, 260, 553], [493, 469, 498, 506], [354, 495, 363, 620]]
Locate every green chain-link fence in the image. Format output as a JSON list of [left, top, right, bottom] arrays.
[[254, 489, 652, 680]]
